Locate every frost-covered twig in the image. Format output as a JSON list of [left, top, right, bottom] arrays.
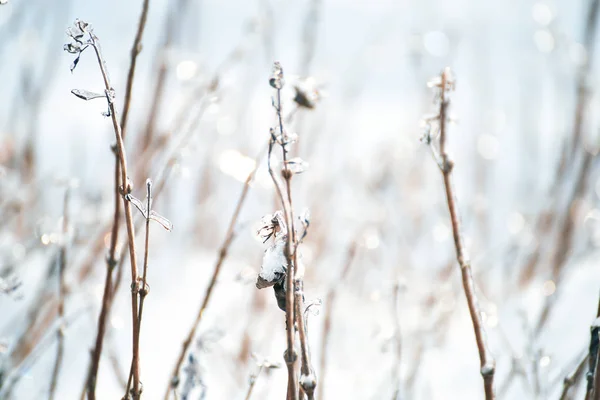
[[48, 188, 70, 400], [64, 19, 142, 398], [84, 1, 150, 395], [566, 0, 599, 163], [391, 281, 403, 400], [586, 318, 600, 400], [124, 180, 172, 399], [164, 149, 265, 400], [422, 68, 495, 399], [244, 355, 281, 400], [0, 307, 88, 399], [318, 238, 358, 400], [294, 277, 316, 400], [264, 62, 317, 400], [559, 353, 588, 400], [265, 62, 299, 400]]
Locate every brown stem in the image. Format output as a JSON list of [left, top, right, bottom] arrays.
[[318, 239, 358, 400], [125, 180, 153, 399], [391, 281, 402, 400], [560, 353, 588, 400], [568, 0, 599, 161], [87, 30, 141, 397], [533, 151, 593, 337], [268, 68, 300, 400], [85, 2, 149, 396], [431, 68, 495, 399], [48, 189, 70, 400], [294, 278, 316, 400], [244, 366, 264, 400], [164, 150, 264, 400]]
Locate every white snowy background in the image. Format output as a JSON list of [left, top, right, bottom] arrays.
[[0, 0, 599, 399]]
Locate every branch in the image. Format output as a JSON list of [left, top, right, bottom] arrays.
[[267, 62, 299, 400], [82, 0, 150, 390], [424, 68, 496, 399], [318, 238, 358, 400], [124, 179, 170, 399], [164, 148, 265, 400], [65, 19, 142, 398], [295, 278, 316, 400], [560, 353, 588, 400], [586, 318, 600, 400], [48, 188, 70, 400]]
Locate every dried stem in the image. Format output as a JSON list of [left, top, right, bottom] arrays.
[[0, 308, 88, 399], [267, 63, 300, 400], [295, 278, 316, 400], [48, 188, 70, 400], [560, 353, 588, 400], [85, 1, 149, 396], [164, 150, 264, 400], [244, 365, 264, 400], [84, 27, 141, 397], [318, 239, 358, 400], [586, 318, 600, 400], [568, 0, 599, 161], [391, 281, 403, 400], [425, 68, 495, 399], [125, 180, 154, 399], [140, 0, 190, 154], [532, 150, 593, 337]]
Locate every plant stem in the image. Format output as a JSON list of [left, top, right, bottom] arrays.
[[164, 150, 264, 400], [294, 278, 315, 400], [560, 353, 588, 400], [432, 68, 495, 399], [48, 188, 70, 400], [318, 239, 357, 400], [267, 72, 299, 400], [244, 366, 264, 400], [85, 2, 149, 396], [88, 30, 141, 397], [125, 180, 153, 399]]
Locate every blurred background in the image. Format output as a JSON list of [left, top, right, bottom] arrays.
[[1, 0, 599, 398]]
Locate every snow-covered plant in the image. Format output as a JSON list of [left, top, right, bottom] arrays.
[[258, 61, 317, 400]]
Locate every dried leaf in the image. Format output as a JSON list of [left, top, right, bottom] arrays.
[[124, 194, 147, 218], [149, 210, 173, 231], [71, 89, 105, 101], [284, 157, 309, 174]]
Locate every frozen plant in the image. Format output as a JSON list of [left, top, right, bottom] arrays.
[[259, 61, 317, 400]]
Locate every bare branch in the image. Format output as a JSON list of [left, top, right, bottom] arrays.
[[164, 148, 266, 399], [423, 68, 496, 399]]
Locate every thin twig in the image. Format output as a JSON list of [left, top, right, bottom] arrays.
[[0, 307, 88, 399], [164, 149, 265, 400], [139, 0, 190, 154], [267, 62, 300, 400], [424, 68, 495, 399], [124, 180, 156, 399], [48, 188, 70, 400], [318, 239, 358, 400], [294, 278, 316, 400], [84, 2, 149, 395], [244, 365, 264, 400], [391, 281, 403, 400], [586, 318, 600, 400], [74, 22, 142, 397], [559, 353, 588, 400], [568, 0, 599, 161]]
